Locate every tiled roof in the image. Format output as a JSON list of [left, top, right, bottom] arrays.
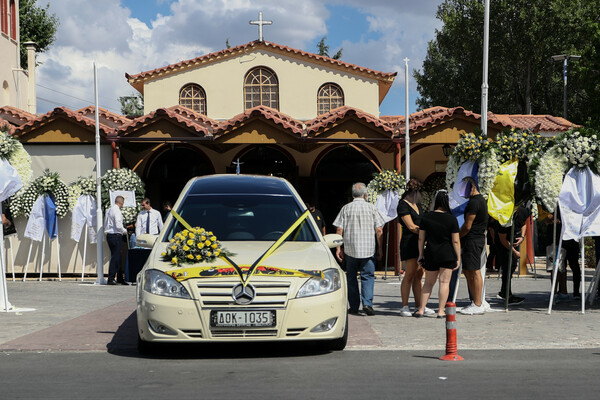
[[126, 40, 396, 93], [75, 106, 132, 126], [166, 105, 221, 131], [492, 114, 576, 132], [118, 107, 213, 137], [380, 107, 576, 136], [0, 118, 15, 134], [14, 107, 115, 137], [218, 105, 304, 137], [305, 106, 395, 136], [0, 105, 36, 125]]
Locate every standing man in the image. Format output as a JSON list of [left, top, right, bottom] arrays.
[[105, 195, 127, 285], [136, 198, 164, 237], [333, 182, 384, 316], [458, 177, 488, 315], [306, 199, 326, 236], [495, 205, 530, 304]]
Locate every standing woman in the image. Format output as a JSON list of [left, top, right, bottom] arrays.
[[414, 190, 461, 318], [398, 179, 429, 316]]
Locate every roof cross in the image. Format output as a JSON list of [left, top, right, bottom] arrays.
[[249, 11, 272, 42]]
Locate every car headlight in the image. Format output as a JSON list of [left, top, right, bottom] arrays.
[[296, 268, 342, 298], [143, 269, 192, 299]]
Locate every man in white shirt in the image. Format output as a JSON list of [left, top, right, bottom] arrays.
[[333, 182, 384, 316], [135, 198, 163, 237], [105, 196, 127, 285]]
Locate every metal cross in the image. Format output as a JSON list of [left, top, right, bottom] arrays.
[[249, 11, 272, 42], [232, 158, 244, 175]]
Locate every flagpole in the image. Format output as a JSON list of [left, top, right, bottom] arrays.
[[93, 63, 105, 285], [404, 58, 410, 180], [481, 0, 490, 136]]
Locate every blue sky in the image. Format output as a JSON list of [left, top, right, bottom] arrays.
[[36, 0, 444, 116]]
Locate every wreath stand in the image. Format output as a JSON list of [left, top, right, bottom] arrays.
[[23, 229, 62, 282]]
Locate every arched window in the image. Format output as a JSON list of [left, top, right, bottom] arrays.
[[1, 0, 8, 35], [179, 84, 207, 114], [244, 67, 279, 110], [317, 83, 344, 115]]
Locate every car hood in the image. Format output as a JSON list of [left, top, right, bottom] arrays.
[[149, 240, 336, 273]]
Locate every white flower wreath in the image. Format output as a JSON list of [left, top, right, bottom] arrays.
[[9, 169, 71, 218], [534, 146, 568, 213], [101, 168, 145, 226], [0, 129, 33, 187]]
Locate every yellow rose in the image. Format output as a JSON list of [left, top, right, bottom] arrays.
[[196, 255, 202, 260], [183, 245, 190, 251], [171, 245, 177, 250], [188, 233, 195, 239], [211, 243, 218, 249], [182, 230, 189, 236], [199, 228, 205, 233], [175, 233, 182, 239], [172, 257, 178, 264], [215, 249, 221, 256], [187, 239, 194, 246], [210, 236, 216, 242], [205, 240, 211, 246], [161, 252, 166, 256], [197, 243, 204, 249], [169, 239, 175, 243], [187, 254, 194, 259], [201, 235, 206, 241], [208, 231, 213, 236], [206, 251, 212, 257]]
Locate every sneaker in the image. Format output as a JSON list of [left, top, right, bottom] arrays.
[[459, 302, 485, 315], [482, 299, 492, 312], [400, 306, 412, 317], [363, 306, 375, 316], [423, 307, 435, 316], [508, 295, 525, 305], [496, 293, 507, 300]]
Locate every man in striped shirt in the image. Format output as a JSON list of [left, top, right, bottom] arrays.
[[333, 182, 384, 316]]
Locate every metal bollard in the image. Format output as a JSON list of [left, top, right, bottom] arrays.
[[440, 301, 464, 361]]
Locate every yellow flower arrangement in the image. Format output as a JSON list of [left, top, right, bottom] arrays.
[[162, 226, 232, 266]]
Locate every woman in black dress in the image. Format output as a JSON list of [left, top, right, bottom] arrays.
[[414, 190, 461, 318], [398, 179, 427, 316]]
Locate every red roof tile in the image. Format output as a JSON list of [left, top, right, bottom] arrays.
[[492, 114, 577, 132], [126, 40, 396, 93], [0, 118, 15, 135], [305, 106, 395, 136], [75, 106, 132, 126], [166, 105, 221, 131], [118, 108, 213, 137], [218, 105, 304, 137], [0, 105, 36, 125], [14, 107, 115, 138]]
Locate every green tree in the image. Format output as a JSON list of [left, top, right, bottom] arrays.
[[19, 0, 59, 69], [118, 94, 144, 118], [316, 36, 342, 59], [414, 0, 599, 125]]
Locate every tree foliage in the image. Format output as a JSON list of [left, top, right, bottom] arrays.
[[118, 94, 144, 118], [19, 0, 59, 69], [316, 36, 343, 60], [414, 0, 600, 125]]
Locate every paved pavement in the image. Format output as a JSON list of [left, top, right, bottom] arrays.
[[0, 266, 599, 353]]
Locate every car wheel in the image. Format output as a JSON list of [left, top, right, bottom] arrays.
[[325, 314, 348, 351]]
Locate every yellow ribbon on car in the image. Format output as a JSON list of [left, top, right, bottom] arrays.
[[168, 209, 318, 285], [166, 265, 323, 281]]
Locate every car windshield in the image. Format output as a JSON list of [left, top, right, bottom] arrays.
[[163, 194, 318, 242]]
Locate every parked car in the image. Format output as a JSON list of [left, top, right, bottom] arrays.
[[136, 174, 347, 352]]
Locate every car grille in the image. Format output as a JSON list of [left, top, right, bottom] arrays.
[[211, 329, 278, 338], [285, 328, 307, 337], [182, 329, 203, 338], [196, 280, 291, 307]]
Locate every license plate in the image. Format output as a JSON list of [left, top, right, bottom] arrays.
[[210, 310, 276, 327]]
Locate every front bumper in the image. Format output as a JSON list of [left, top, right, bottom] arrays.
[[137, 277, 347, 343]]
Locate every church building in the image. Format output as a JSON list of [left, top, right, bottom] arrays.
[[0, 13, 575, 275]]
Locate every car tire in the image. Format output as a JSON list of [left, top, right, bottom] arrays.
[[325, 313, 348, 351]]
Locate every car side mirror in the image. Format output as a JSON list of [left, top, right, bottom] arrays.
[[136, 234, 157, 249], [323, 234, 343, 249]]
